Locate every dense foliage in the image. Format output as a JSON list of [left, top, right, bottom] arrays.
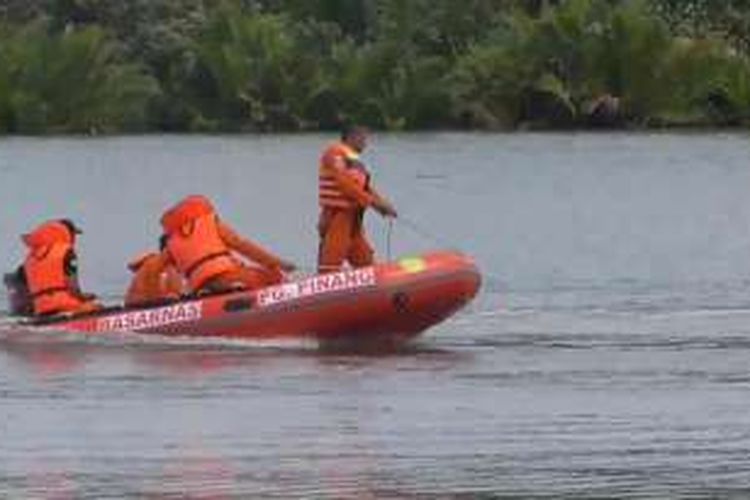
[[0, 0, 749, 133]]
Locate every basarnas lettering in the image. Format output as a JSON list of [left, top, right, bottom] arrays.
[[98, 302, 202, 332]]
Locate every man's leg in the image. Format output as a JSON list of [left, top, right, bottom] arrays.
[[348, 229, 375, 268], [203, 265, 283, 293], [318, 210, 354, 273], [233, 265, 283, 290]]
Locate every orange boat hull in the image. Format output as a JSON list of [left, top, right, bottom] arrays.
[[28, 251, 481, 346]]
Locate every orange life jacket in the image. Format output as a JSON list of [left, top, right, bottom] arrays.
[[161, 196, 236, 291], [319, 142, 370, 209], [22, 221, 77, 315]]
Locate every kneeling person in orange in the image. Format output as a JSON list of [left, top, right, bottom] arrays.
[[21, 219, 100, 317], [318, 126, 397, 273], [125, 236, 185, 307], [160, 195, 296, 294]]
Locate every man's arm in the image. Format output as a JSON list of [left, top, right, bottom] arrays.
[[324, 159, 397, 217], [65, 250, 97, 300], [367, 186, 398, 217], [218, 222, 296, 272]]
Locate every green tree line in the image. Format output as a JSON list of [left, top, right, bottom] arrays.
[[0, 0, 749, 133]]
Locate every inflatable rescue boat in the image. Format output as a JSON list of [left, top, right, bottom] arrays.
[[19, 251, 480, 346]]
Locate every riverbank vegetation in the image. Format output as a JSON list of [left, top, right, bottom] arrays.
[[0, 0, 749, 133]]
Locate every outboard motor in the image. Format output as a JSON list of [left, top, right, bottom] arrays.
[[3, 267, 32, 316]]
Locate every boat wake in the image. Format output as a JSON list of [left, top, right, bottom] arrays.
[[0, 322, 319, 351], [0, 313, 438, 355]]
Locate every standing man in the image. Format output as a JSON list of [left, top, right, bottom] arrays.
[[318, 125, 397, 273]]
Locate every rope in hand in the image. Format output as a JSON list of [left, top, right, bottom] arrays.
[[386, 217, 393, 262]]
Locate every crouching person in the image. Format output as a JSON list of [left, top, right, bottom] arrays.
[[124, 236, 185, 308], [19, 219, 100, 317], [160, 195, 296, 295]]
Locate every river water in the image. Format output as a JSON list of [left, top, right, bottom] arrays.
[[1, 132, 750, 498]]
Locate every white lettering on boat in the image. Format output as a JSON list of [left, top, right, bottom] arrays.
[[257, 267, 377, 308], [97, 302, 203, 332]]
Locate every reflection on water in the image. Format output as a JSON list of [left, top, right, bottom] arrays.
[[4, 308, 750, 498], [0, 329, 473, 498], [3, 133, 750, 497]]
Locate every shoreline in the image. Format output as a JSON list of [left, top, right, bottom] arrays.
[[0, 125, 748, 139]]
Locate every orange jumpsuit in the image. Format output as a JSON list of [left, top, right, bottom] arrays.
[[160, 195, 285, 294], [22, 220, 100, 316], [124, 252, 185, 307], [317, 142, 383, 273]]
